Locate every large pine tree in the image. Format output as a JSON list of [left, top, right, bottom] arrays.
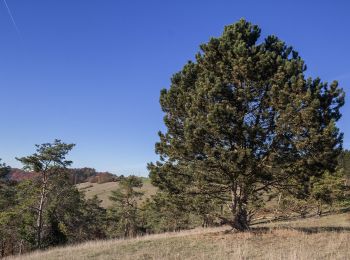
[[148, 19, 345, 231]]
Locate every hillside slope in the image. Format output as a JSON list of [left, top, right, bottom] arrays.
[[77, 179, 157, 208], [10, 213, 350, 260]]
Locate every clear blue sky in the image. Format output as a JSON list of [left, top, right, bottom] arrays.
[[0, 1, 349, 175]]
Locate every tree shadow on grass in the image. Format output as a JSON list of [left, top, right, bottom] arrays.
[[339, 207, 350, 213], [252, 209, 350, 226], [289, 226, 350, 234], [247, 226, 350, 234]]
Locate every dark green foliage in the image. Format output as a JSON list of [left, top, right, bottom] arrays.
[[16, 140, 75, 249], [0, 160, 18, 257], [108, 176, 144, 238], [140, 192, 199, 233], [149, 19, 344, 230], [0, 159, 10, 179], [0, 160, 13, 210], [276, 168, 348, 218], [0, 142, 110, 257], [45, 173, 84, 246], [45, 181, 107, 245], [78, 196, 107, 240], [16, 140, 75, 173], [311, 170, 349, 215], [339, 150, 350, 181]]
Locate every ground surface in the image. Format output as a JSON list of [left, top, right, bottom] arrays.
[[10, 213, 350, 260], [77, 179, 157, 208]]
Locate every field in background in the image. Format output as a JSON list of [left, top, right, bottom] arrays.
[[77, 178, 157, 208], [11, 213, 350, 260]]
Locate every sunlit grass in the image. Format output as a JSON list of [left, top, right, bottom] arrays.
[[9, 213, 350, 260], [77, 179, 157, 208]]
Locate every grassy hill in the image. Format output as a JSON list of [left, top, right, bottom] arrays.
[[10, 213, 350, 260], [77, 178, 157, 208]]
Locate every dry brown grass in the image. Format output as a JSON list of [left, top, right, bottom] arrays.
[[77, 179, 157, 208], [9, 213, 350, 260]]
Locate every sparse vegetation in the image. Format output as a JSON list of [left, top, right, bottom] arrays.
[[7, 213, 350, 260]]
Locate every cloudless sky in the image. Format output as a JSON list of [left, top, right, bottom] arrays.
[[0, 1, 349, 175]]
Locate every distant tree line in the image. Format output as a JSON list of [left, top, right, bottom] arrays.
[[6, 166, 118, 185]]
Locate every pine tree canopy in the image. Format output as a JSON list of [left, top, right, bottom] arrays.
[[148, 19, 345, 230]]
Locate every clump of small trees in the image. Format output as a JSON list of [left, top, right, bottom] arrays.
[[0, 140, 107, 256], [0, 140, 199, 257], [108, 176, 144, 237]]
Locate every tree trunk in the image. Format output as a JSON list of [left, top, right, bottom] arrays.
[[36, 183, 47, 249], [230, 187, 249, 231], [124, 222, 129, 238], [317, 202, 322, 217], [202, 214, 209, 228], [232, 204, 250, 231], [18, 240, 23, 255], [1, 240, 5, 257]]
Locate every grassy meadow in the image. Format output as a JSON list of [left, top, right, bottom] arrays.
[[77, 178, 157, 208], [9, 213, 350, 260]]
